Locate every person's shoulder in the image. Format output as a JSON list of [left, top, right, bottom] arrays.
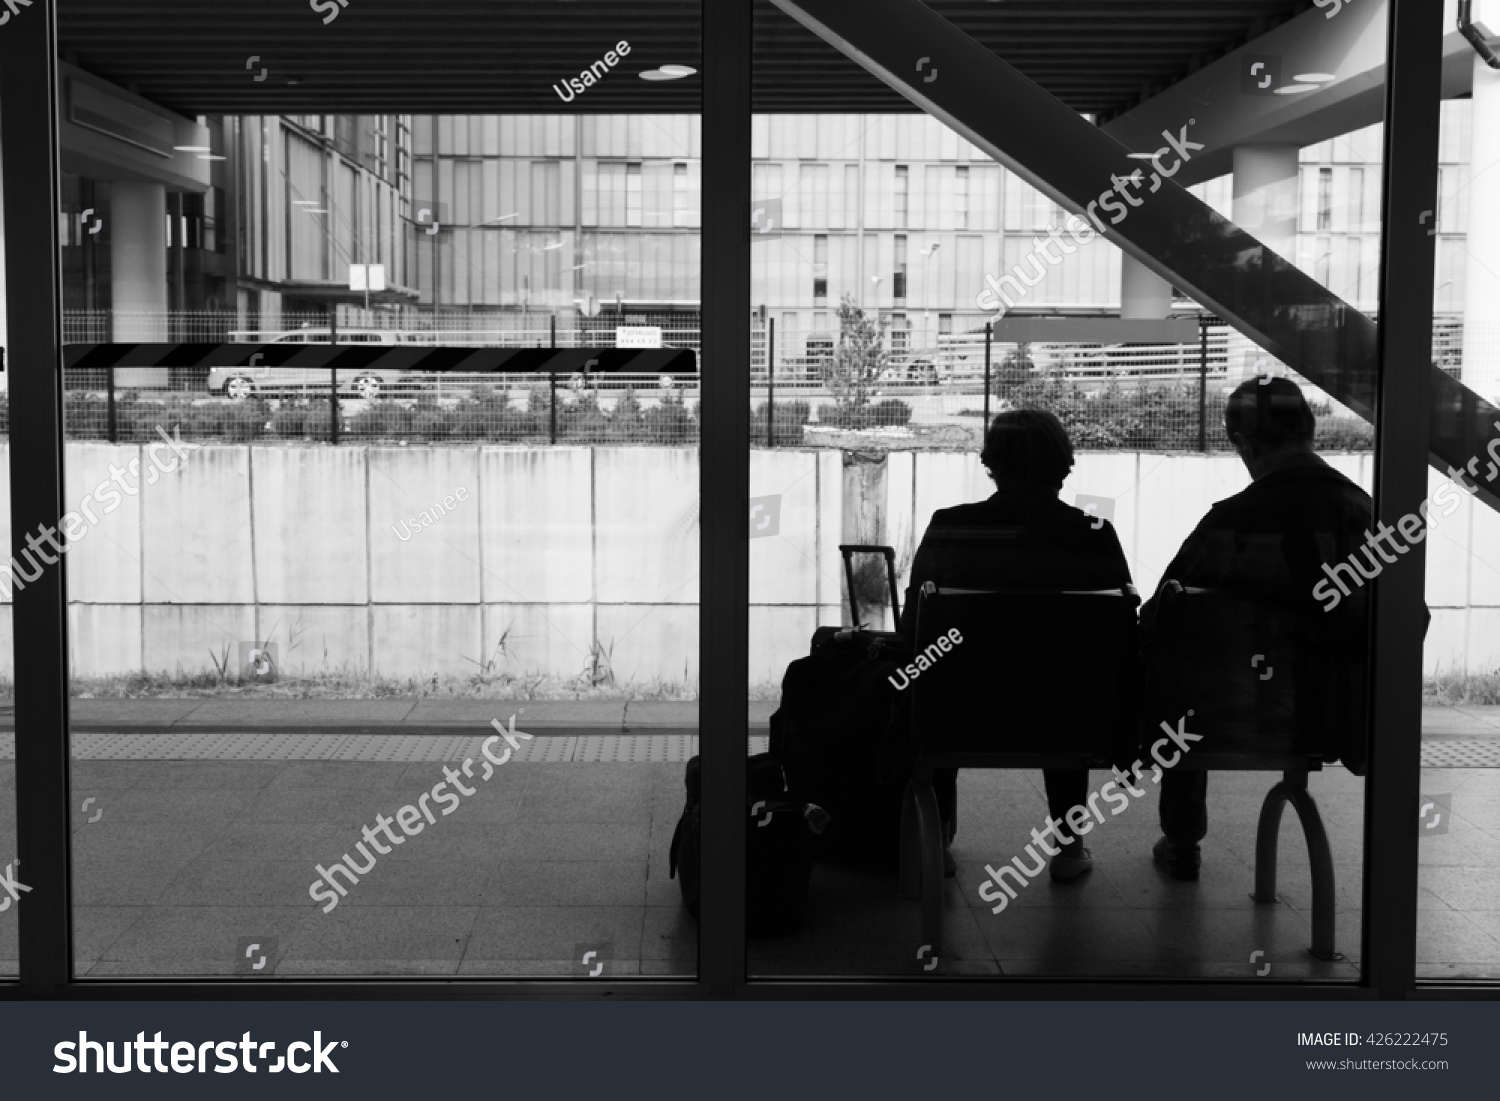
[[927, 500, 991, 527]]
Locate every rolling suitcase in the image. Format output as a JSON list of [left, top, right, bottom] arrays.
[[770, 545, 935, 870]]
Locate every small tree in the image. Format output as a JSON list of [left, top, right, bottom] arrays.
[[821, 295, 889, 417], [993, 341, 1035, 397]]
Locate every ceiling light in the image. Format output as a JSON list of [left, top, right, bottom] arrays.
[[1126, 152, 1156, 160], [1295, 72, 1337, 83], [174, 145, 211, 152], [197, 154, 227, 161], [640, 66, 695, 81], [293, 200, 320, 205], [1274, 83, 1320, 94]]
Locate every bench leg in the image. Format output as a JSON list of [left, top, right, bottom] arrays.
[[899, 777, 922, 900], [1252, 769, 1342, 962], [899, 770, 945, 958], [913, 776, 945, 960]]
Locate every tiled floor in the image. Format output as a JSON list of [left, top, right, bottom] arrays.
[[0, 738, 1497, 980]]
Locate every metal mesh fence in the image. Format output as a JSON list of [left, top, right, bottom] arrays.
[[33, 312, 1492, 451], [55, 376, 704, 446]]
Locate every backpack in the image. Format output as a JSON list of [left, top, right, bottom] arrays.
[[668, 752, 829, 935]]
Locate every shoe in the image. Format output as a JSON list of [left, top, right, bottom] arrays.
[[1153, 836, 1201, 880], [1049, 845, 1093, 882], [943, 846, 957, 878]]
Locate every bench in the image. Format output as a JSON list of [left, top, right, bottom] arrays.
[[898, 580, 1360, 962]]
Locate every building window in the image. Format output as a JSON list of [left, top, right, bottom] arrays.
[[626, 162, 642, 228], [893, 234, 907, 300], [1317, 167, 1333, 232], [1349, 166, 1364, 232], [938, 312, 952, 335], [894, 165, 909, 229], [1314, 235, 1332, 285], [813, 233, 828, 301], [673, 162, 700, 228], [955, 166, 969, 230], [890, 312, 909, 356]]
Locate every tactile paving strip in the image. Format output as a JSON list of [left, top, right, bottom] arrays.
[[1420, 739, 1500, 768], [2, 731, 772, 762]]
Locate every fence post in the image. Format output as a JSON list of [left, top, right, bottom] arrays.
[[105, 364, 117, 443], [330, 310, 340, 445], [766, 316, 775, 448], [1198, 320, 1208, 452], [983, 322, 992, 433], [550, 313, 556, 349], [549, 371, 558, 444]]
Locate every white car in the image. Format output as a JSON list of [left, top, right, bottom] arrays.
[[209, 329, 411, 400]]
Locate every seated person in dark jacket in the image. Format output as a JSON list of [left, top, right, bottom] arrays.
[[900, 409, 1136, 882], [1142, 377, 1405, 880]]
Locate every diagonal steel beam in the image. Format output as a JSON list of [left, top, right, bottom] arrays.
[[772, 0, 1500, 515]]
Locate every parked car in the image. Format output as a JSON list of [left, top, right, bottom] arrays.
[[879, 356, 942, 385], [209, 329, 411, 400]]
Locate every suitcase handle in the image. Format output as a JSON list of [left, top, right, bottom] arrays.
[[838, 544, 901, 627]]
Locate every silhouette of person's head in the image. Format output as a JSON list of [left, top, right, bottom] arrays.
[[981, 409, 1074, 494], [1224, 377, 1315, 480]]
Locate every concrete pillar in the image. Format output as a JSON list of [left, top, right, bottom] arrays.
[[1232, 144, 1300, 261], [109, 179, 167, 342], [1462, 6, 1500, 403], [1121, 254, 1172, 319], [1230, 145, 1301, 380]]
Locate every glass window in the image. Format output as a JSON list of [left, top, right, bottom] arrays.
[[749, 0, 1384, 986], [50, 104, 699, 980], [1417, 34, 1500, 982], [814, 234, 828, 302]]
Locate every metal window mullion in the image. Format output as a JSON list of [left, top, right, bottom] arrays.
[[700, 0, 751, 994], [1, 0, 75, 995], [1363, 0, 1446, 998]]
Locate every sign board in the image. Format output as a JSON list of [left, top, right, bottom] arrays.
[[615, 325, 663, 349], [349, 264, 387, 292]]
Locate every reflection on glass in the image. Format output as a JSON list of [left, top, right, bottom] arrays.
[[748, 0, 1386, 979], [58, 85, 699, 977], [1417, 34, 1500, 980]]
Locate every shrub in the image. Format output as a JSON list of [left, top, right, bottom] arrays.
[[814, 399, 911, 430], [527, 383, 554, 416], [1315, 416, 1375, 450], [643, 392, 695, 444], [866, 398, 912, 427], [180, 397, 269, 442], [413, 409, 452, 441], [610, 387, 645, 440], [560, 390, 611, 442], [271, 400, 334, 440], [751, 399, 809, 445], [346, 400, 415, 439]]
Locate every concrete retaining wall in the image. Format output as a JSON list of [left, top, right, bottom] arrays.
[[0, 444, 1492, 686]]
